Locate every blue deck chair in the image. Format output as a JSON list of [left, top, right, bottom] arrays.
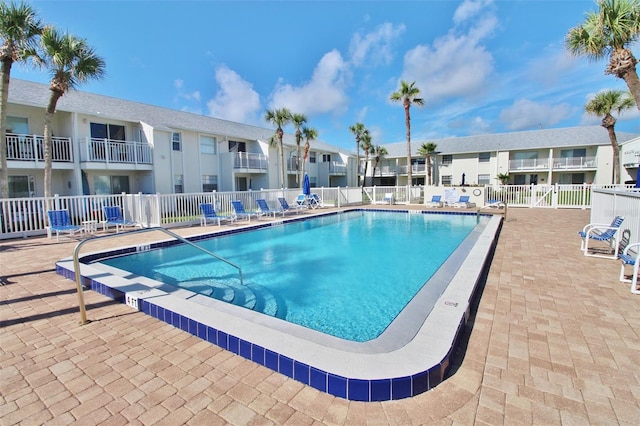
[[452, 195, 476, 208], [200, 203, 234, 226], [256, 199, 284, 217], [308, 193, 324, 209], [47, 209, 83, 241], [578, 215, 624, 259], [278, 197, 306, 214], [426, 195, 443, 208], [231, 200, 261, 222], [619, 242, 640, 295], [103, 205, 140, 233], [295, 194, 309, 208]]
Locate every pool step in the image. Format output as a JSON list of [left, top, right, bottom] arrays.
[[188, 280, 282, 318]]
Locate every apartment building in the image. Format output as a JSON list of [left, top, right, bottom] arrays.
[[3, 79, 355, 198], [372, 127, 640, 187]]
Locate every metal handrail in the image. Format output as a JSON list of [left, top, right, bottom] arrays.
[[72, 226, 243, 325], [476, 201, 507, 221]]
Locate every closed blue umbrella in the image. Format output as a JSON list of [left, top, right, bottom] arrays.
[[636, 167, 640, 188], [303, 173, 311, 196]]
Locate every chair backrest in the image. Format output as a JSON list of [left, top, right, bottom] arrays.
[[459, 195, 470, 203], [200, 203, 217, 217], [103, 206, 123, 222], [278, 197, 290, 209], [601, 216, 625, 239], [231, 201, 246, 213], [431, 195, 441, 202], [48, 210, 71, 227], [256, 199, 269, 211]]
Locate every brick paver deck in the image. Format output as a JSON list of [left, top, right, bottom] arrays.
[[1, 208, 639, 425]]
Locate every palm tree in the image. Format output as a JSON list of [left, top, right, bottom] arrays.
[[264, 107, 292, 189], [566, 0, 640, 110], [584, 89, 635, 183], [372, 145, 388, 185], [390, 81, 424, 186], [301, 126, 317, 181], [0, 1, 43, 198], [349, 122, 366, 186], [417, 142, 438, 186], [290, 112, 307, 187], [360, 131, 373, 188], [40, 27, 105, 198], [496, 173, 509, 185]]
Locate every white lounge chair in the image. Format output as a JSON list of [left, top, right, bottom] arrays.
[[256, 199, 283, 217], [451, 195, 476, 208], [200, 203, 234, 226], [619, 242, 640, 295], [578, 215, 624, 259], [278, 197, 306, 214], [47, 209, 83, 241], [426, 195, 443, 208], [231, 200, 261, 222]]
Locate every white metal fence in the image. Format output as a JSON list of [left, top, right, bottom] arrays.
[[589, 188, 640, 248], [1, 184, 637, 240]]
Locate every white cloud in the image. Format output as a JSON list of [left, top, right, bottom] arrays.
[[453, 0, 494, 24], [269, 49, 349, 115], [499, 98, 574, 130], [174, 79, 201, 102], [206, 65, 261, 123], [349, 22, 405, 67]]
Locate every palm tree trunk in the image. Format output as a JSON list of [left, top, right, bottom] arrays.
[[44, 90, 62, 199], [404, 103, 412, 186], [426, 154, 432, 186], [621, 67, 640, 112], [296, 140, 301, 187], [605, 125, 621, 184], [0, 57, 12, 198]]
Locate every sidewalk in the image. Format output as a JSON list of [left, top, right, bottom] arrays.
[[1, 208, 639, 425]]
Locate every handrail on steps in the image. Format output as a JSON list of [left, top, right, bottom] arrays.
[[72, 226, 243, 325], [476, 200, 507, 221]]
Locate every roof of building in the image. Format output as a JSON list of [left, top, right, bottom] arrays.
[[8, 79, 346, 154], [383, 126, 640, 158]]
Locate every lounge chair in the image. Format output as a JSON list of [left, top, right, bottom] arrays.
[[200, 203, 234, 226], [256, 199, 284, 218], [278, 197, 306, 214], [426, 195, 443, 208], [231, 200, 261, 222], [619, 242, 640, 295], [451, 195, 476, 208], [577, 215, 624, 259], [308, 193, 324, 209], [383, 193, 394, 205], [103, 205, 140, 233], [47, 209, 83, 241], [295, 194, 309, 208]]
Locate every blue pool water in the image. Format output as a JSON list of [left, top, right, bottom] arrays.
[[100, 210, 481, 342]]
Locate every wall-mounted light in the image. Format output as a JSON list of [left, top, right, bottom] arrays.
[[82, 118, 87, 124]]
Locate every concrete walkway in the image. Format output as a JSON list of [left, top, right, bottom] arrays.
[[1, 208, 639, 425]]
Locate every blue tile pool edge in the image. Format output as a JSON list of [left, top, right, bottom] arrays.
[[55, 210, 502, 401]]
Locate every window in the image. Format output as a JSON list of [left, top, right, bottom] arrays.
[[229, 140, 246, 152], [442, 175, 452, 185], [199, 136, 216, 154], [172, 132, 182, 151], [442, 155, 452, 165], [202, 175, 217, 192], [174, 175, 183, 193], [309, 152, 316, 164], [478, 174, 490, 185], [514, 175, 526, 185], [561, 149, 586, 158], [91, 123, 125, 141], [513, 151, 538, 160], [93, 175, 130, 195], [322, 154, 331, 163], [8, 175, 35, 198], [559, 173, 585, 184], [478, 152, 490, 162], [6, 116, 28, 134]]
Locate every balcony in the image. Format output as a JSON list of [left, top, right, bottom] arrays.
[[398, 164, 426, 175], [80, 138, 152, 165], [508, 158, 550, 171], [5, 133, 73, 162], [234, 152, 268, 170], [552, 156, 596, 169], [329, 161, 347, 175]]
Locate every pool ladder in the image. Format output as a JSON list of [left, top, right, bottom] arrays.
[[476, 200, 507, 221], [71, 226, 243, 325]]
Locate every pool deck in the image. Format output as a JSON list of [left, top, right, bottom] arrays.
[[1, 207, 639, 425]]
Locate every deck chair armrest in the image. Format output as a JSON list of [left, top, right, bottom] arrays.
[[586, 224, 619, 235], [622, 242, 640, 256], [581, 222, 613, 233]]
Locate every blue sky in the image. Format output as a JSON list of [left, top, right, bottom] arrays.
[[13, 0, 640, 151]]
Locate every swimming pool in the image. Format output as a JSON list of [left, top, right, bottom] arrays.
[[99, 210, 479, 342], [56, 208, 502, 401]]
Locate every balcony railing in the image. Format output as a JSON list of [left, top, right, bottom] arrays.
[[329, 162, 347, 174], [398, 164, 426, 175], [234, 152, 268, 170], [552, 156, 597, 169], [80, 138, 152, 164], [5, 133, 73, 162], [508, 158, 550, 170]]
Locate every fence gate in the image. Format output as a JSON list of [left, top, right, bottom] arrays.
[[531, 185, 554, 208]]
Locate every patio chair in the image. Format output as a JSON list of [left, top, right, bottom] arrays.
[[383, 193, 394, 205], [256, 199, 284, 218], [426, 195, 443, 208], [295, 194, 309, 208], [619, 242, 640, 295], [47, 209, 83, 241], [577, 215, 624, 259], [278, 197, 306, 214], [200, 203, 234, 226], [308, 193, 324, 209], [451, 195, 476, 208], [102, 205, 141, 233], [231, 200, 261, 222]]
